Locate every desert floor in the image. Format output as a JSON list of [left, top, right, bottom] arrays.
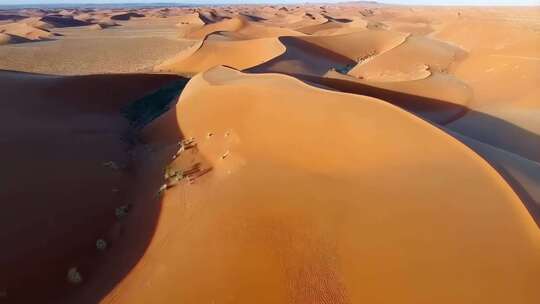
[[0, 3, 539, 304]]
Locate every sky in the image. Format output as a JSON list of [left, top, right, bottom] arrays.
[[0, 0, 538, 6]]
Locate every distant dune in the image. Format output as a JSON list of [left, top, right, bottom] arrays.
[[0, 3, 538, 304]]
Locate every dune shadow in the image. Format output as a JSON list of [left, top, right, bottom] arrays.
[[198, 10, 229, 24], [321, 16, 353, 23], [0, 14, 26, 21], [492, 164, 540, 228], [444, 110, 540, 163], [0, 71, 191, 303], [110, 12, 145, 21], [62, 77, 192, 304], [41, 15, 92, 27], [453, 132, 540, 228], [239, 13, 266, 22], [249, 70, 469, 125], [247, 36, 355, 77]]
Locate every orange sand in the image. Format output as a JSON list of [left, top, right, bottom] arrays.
[[0, 3, 538, 304]]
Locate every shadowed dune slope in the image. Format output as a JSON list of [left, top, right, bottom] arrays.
[[298, 30, 407, 61], [436, 19, 540, 162], [447, 109, 540, 163], [446, 128, 540, 226], [0, 32, 31, 45], [102, 66, 539, 304], [247, 36, 356, 76], [0, 70, 187, 304], [40, 15, 92, 27], [110, 12, 145, 21], [300, 71, 471, 125]]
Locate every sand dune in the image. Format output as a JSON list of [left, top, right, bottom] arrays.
[[248, 36, 355, 76], [110, 12, 145, 21], [40, 14, 92, 28], [100, 66, 539, 304], [197, 8, 232, 23], [296, 19, 364, 35], [0, 70, 187, 303], [0, 32, 30, 45], [176, 12, 205, 26], [386, 20, 434, 35], [183, 16, 303, 40], [156, 37, 286, 75], [299, 30, 407, 61], [0, 13, 26, 22], [447, 129, 540, 224], [0, 4, 539, 304], [348, 35, 466, 81], [306, 71, 472, 124], [0, 22, 55, 42]]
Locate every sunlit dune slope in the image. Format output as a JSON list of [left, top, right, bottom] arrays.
[[296, 19, 367, 35], [184, 16, 303, 40], [446, 128, 540, 223], [104, 66, 540, 304], [348, 35, 466, 81], [1, 5, 539, 304], [311, 71, 472, 124], [176, 12, 205, 26], [156, 37, 286, 75], [0, 22, 55, 42], [434, 19, 540, 162]]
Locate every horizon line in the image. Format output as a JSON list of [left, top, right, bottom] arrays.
[[1, 1, 539, 8]]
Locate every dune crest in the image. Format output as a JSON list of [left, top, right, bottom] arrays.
[[348, 35, 466, 81], [103, 66, 539, 304], [183, 16, 304, 40], [0, 22, 55, 42], [0, 4, 539, 304], [156, 37, 287, 75]]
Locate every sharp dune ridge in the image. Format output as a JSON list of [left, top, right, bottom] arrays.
[[0, 3, 539, 304]]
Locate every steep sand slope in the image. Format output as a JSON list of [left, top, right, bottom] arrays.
[[184, 16, 302, 40], [446, 129, 540, 224], [299, 30, 407, 61], [245, 29, 409, 78], [156, 37, 286, 75], [0, 70, 185, 303], [247, 36, 356, 76], [447, 109, 540, 163], [0, 32, 30, 45], [0, 22, 55, 42], [101, 67, 539, 304], [435, 19, 540, 162], [348, 35, 466, 81], [240, 31, 471, 125], [309, 71, 471, 125], [176, 12, 205, 26], [296, 19, 367, 35], [0, 5, 538, 304]]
